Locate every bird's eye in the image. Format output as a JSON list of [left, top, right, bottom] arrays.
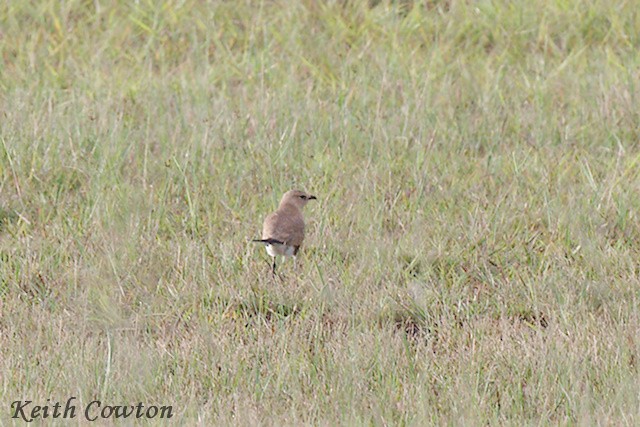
[[299, 195, 307, 199]]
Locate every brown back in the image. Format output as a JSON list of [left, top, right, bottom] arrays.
[[262, 203, 305, 247]]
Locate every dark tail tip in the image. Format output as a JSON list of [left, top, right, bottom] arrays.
[[252, 238, 284, 245]]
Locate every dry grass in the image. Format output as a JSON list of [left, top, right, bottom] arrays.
[[2, 0, 640, 424]]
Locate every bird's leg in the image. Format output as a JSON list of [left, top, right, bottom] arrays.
[[271, 258, 277, 275]]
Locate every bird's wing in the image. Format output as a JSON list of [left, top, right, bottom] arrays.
[[262, 208, 305, 247]]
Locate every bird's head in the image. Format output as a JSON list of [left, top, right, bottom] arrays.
[[280, 189, 317, 210]]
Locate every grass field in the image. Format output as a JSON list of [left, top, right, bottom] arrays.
[[2, 0, 640, 424]]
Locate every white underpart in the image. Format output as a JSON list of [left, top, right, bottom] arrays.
[[265, 243, 295, 257]]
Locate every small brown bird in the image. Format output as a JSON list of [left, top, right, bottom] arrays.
[[253, 189, 317, 274]]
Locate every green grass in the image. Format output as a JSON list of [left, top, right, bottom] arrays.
[[2, 0, 640, 424]]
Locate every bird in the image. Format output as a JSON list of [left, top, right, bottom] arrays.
[[253, 189, 317, 274]]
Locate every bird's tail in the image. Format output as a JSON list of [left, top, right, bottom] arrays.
[[252, 238, 284, 245]]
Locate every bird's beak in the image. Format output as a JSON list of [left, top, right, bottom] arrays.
[[309, 195, 317, 200]]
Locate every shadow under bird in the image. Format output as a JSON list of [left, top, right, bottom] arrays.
[[252, 189, 317, 274]]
